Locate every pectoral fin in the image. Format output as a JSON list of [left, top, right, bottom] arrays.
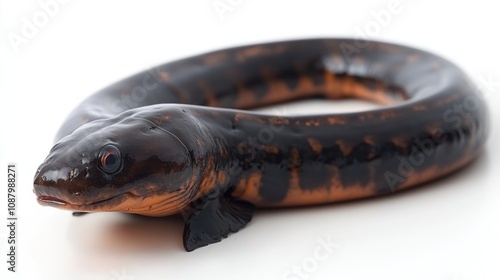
[[182, 190, 255, 251]]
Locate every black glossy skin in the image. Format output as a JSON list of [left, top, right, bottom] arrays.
[[33, 39, 489, 250]]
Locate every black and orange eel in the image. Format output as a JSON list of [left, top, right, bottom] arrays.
[[33, 38, 489, 251]]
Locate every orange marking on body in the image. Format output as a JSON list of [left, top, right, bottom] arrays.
[[234, 113, 265, 123], [262, 78, 293, 104], [261, 144, 280, 154], [323, 70, 340, 99], [131, 192, 188, 217], [203, 52, 228, 65], [198, 156, 218, 197], [236, 47, 266, 62], [407, 54, 420, 63], [217, 171, 228, 186], [237, 171, 262, 202], [364, 135, 377, 146], [159, 71, 170, 82], [392, 137, 411, 151], [217, 142, 229, 159], [358, 112, 377, 121], [152, 115, 172, 126], [327, 117, 347, 125], [325, 74, 399, 105], [296, 74, 316, 94], [364, 135, 377, 160], [307, 138, 323, 154], [432, 92, 463, 106], [235, 84, 257, 108], [269, 116, 290, 127], [304, 119, 321, 127], [287, 147, 302, 196], [231, 177, 247, 197], [379, 110, 397, 120], [197, 81, 218, 107], [397, 152, 477, 191], [424, 124, 448, 144], [412, 104, 427, 111], [329, 165, 341, 189], [336, 139, 353, 156], [236, 45, 286, 62], [290, 146, 301, 167]]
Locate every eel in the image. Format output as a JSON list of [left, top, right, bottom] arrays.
[[33, 38, 489, 251]]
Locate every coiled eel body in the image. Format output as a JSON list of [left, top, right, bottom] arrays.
[[33, 39, 488, 251]]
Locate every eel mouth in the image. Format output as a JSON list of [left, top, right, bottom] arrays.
[[36, 192, 138, 211], [37, 195, 69, 206]]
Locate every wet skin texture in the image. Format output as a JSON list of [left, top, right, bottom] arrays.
[[33, 39, 489, 251]]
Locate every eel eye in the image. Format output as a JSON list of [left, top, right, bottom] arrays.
[[98, 145, 121, 174]]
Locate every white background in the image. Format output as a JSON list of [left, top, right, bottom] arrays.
[[1, 1, 500, 279]]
